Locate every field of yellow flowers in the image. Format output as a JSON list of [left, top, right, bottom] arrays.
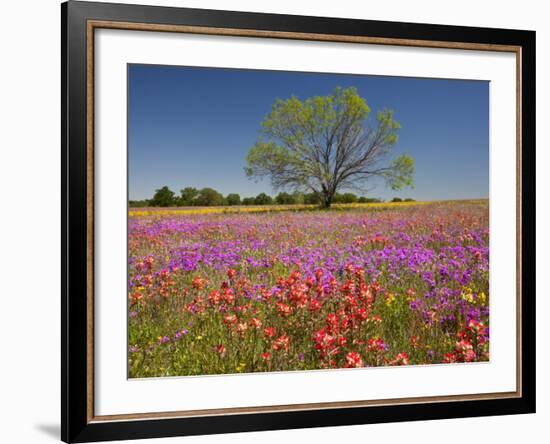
[[128, 200, 434, 217]]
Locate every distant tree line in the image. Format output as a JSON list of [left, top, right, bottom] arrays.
[[129, 186, 415, 208]]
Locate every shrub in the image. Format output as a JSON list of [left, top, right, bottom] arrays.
[[226, 193, 241, 206], [254, 193, 273, 205]]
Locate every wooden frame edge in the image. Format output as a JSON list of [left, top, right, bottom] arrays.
[[90, 391, 520, 423], [86, 18, 95, 424], [89, 19, 522, 53], [84, 18, 524, 424]]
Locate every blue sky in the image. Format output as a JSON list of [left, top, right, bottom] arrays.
[[128, 64, 489, 201]]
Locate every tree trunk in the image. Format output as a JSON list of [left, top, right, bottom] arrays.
[[321, 191, 333, 208]]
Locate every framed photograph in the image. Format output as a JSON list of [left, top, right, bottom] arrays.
[[61, 1, 535, 442]]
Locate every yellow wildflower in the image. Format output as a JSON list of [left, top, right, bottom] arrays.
[[478, 292, 487, 305]]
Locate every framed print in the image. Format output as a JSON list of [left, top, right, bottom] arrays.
[[61, 1, 536, 442]]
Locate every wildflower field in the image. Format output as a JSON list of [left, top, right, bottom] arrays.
[[128, 200, 489, 378]]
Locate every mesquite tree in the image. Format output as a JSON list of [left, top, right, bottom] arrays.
[[245, 87, 414, 208]]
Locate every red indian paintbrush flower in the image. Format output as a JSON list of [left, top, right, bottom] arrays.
[[344, 352, 363, 368], [192, 276, 206, 290], [272, 335, 290, 352], [227, 268, 237, 280]]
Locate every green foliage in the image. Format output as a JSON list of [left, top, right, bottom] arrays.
[[179, 187, 198, 206], [384, 155, 415, 190], [333, 192, 358, 204], [241, 197, 256, 206], [303, 192, 321, 205], [195, 188, 225, 207], [244, 142, 300, 180], [377, 109, 401, 145], [254, 193, 273, 205], [358, 197, 382, 203], [140, 187, 405, 208], [151, 186, 176, 207], [291, 191, 305, 205], [225, 193, 241, 206], [129, 200, 150, 208], [275, 192, 295, 205]]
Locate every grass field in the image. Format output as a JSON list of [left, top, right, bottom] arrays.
[[128, 200, 489, 378]]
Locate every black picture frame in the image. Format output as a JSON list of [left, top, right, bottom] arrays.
[[62, 1, 536, 442]]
